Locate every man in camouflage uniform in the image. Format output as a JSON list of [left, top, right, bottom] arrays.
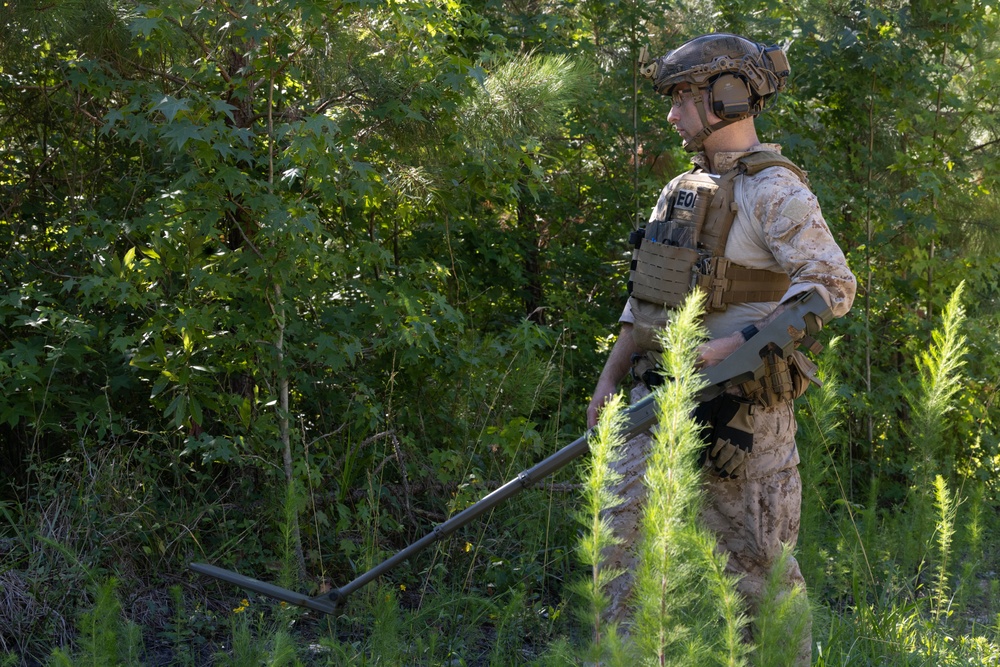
[[586, 33, 857, 664]]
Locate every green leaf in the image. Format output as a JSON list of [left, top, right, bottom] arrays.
[[152, 95, 190, 123], [211, 99, 237, 123], [161, 121, 204, 150], [129, 16, 163, 37]]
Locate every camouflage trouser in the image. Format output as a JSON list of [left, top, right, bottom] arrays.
[[602, 385, 811, 665]]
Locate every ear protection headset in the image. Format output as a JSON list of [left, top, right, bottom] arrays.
[[711, 73, 753, 121]]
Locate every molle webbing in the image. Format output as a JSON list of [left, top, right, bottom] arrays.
[[628, 242, 699, 307], [694, 257, 791, 311], [629, 240, 789, 311]]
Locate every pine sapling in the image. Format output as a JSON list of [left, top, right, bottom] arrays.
[[572, 390, 628, 662], [932, 474, 959, 622], [754, 545, 811, 667]]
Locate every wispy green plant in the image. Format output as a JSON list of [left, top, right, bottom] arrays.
[[955, 482, 984, 617], [906, 282, 969, 570], [628, 290, 750, 665], [369, 586, 402, 665], [279, 476, 307, 590], [317, 636, 362, 665], [168, 584, 195, 667], [572, 389, 627, 660], [215, 612, 260, 667], [931, 474, 958, 621], [265, 629, 299, 667], [47, 578, 143, 666], [754, 545, 810, 667], [216, 616, 301, 667], [488, 588, 528, 667], [536, 637, 577, 666], [695, 532, 750, 667], [910, 281, 968, 478]]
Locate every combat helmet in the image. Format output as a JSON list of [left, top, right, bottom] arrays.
[[639, 33, 790, 152]]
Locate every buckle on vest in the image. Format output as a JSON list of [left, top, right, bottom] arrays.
[[700, 257, 731, 311]]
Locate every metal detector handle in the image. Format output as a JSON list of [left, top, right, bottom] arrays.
[[701, 288, 832, 392], [190, 289, 832, 614], [612, 289, 832, 435], [189, 562, 341, 614]]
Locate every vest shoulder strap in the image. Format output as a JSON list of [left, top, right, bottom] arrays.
[[737, 151, 808, 184], [705, 151, 808, 256]]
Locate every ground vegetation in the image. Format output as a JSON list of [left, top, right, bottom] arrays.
[[1, 0, 999, 664]]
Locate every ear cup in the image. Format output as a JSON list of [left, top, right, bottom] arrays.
[[710, 74, 752, 121]]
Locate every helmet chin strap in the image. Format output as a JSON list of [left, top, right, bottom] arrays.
[[684, 88, 733, 153]]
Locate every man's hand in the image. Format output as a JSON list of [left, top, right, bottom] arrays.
[[697, 304, 790, 368], [587, 323, 639, 428], [587, 377, 619, 428]]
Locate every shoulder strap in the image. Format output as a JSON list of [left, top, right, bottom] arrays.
[[738, 151, 808, 184], [705, 151, 808, 256]]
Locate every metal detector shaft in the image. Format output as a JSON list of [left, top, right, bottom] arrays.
[[193, 423, 645, 615], [191, 290, 832, 614]]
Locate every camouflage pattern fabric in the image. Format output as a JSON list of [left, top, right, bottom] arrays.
[[602, 385, 811, 665], [620, 143, 857, 342]]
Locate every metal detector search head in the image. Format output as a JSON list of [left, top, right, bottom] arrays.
[[189, 562, 342, 615]]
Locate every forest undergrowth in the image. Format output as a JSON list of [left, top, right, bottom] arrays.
[[3, 286, 999, 666]]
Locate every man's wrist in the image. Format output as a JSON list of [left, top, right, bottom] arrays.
[[740, 324, 759, 342]]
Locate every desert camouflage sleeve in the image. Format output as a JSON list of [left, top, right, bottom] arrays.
[[746, 168, 857, 318]]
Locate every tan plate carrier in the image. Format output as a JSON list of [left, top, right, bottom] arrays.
[[628, 151, 806, 313]]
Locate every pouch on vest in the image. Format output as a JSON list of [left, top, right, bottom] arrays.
[[739, 347, 821, 409], [628, 172, 718, 310], [629, 242, 699, 309], [629, 298, 672, 351]]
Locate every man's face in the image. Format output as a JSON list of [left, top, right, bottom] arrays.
[[666, 84, 719, 145]]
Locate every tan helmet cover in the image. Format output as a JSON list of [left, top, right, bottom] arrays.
[[638, 33, 790, 151]]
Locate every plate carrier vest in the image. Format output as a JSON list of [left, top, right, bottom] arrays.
[[627, 151, 807, 343]]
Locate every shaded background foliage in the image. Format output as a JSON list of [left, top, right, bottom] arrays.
[[1, 0, 998, 662]]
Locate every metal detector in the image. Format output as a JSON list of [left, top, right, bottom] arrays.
[[191, 290, 832, 614]]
